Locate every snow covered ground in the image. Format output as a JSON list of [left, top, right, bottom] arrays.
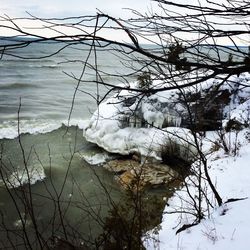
[[147, 129, 250, 250]]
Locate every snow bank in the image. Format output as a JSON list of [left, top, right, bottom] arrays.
[[221, 73, 250, 127], [83, 82, 195, 161], [84, 121, 194, 161], [83, 73, 250, 161], [144, 73, 250, 250], [146, 129, 250, 250]]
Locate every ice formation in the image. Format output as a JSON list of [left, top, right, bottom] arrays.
[[83, 73, 250, 162], [83, 81, 193, 161]]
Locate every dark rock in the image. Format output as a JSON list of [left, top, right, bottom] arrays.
[[225, 118, 245, 132], [180, 89, 231, 131]]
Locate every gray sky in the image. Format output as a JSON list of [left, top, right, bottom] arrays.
[[0, 0, 152, 18], [0, 0, 248, 45], [0, 0, 153, 40]]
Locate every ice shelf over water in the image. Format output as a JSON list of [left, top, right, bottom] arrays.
[[83, 81, 195, 161], [83, 73, 250, 161]]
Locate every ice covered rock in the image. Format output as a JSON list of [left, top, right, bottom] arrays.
[[83, 81, 194, 161], [83, 73, 250, 160]]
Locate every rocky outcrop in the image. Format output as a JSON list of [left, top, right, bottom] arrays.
[[103, 159, 182, 191]]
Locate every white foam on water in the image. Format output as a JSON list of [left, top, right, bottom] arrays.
[[13, 212, 32, 228], [80, 151, 115, 165], [0, 119, 89, 139], [0, 164, 46, 189], [64, 118, 89, 130]]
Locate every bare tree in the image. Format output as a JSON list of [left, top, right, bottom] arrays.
[[0, 0, 250, 248]]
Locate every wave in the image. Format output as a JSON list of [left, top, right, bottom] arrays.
[[0, 119, 88, 139], [0, 164, 46, 189], [0, 82, 39, 90], [27, 64, 59, 69], [1, 59, 56, 63]]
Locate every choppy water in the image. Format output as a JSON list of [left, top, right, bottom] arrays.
[[1, 38, 244, 248], [0, 39, 169, 248], [0, 39, 136, 131], [0, 126, 121, 244]]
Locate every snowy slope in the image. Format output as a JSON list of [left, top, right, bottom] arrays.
[[147, 129, 250, 250]]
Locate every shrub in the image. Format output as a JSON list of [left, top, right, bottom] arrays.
[[161, 139, 192, 169], [137, 72, 152, 91]]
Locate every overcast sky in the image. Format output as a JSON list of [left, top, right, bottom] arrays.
[[0, 0, 248, 45], [0, 0, 152, 18], [0, 0, 154, 40]]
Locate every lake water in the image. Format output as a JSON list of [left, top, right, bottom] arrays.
[[1, 38, 244, 248], [0, 39, 171, 248], [0, 39, 137, 130]]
